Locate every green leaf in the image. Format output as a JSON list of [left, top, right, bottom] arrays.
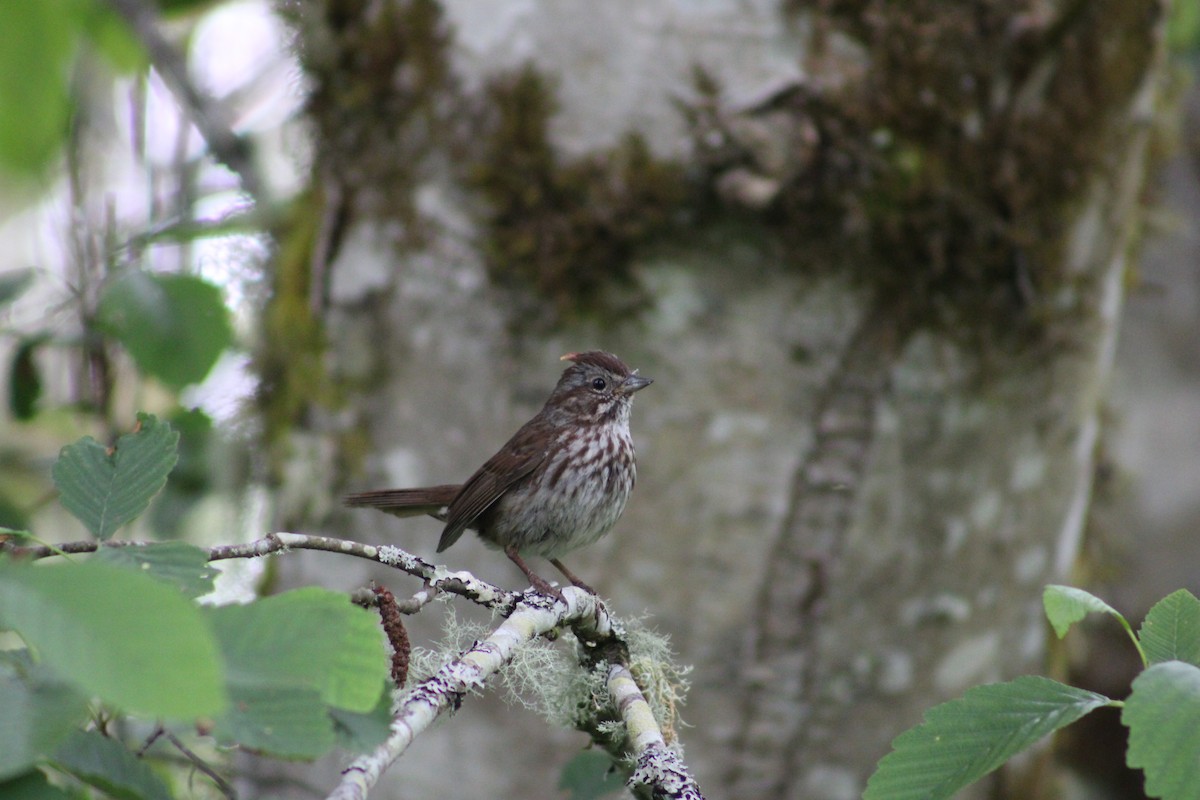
[[51, 412, 179, 540], [1124, 661, 1200, 800], [93, 542, 218, 599], [0, 560, 226, 718], [9, 339, 44, 421], [96, 271, 232, 389], [558, 750, 625, 800], [0, 769, 76, 800], [50, 730, 171, 800], [1169, 0, 1200, 53], [216, 685, 335, 759], [865, 676, 1110, 800], [78, 1, 146, 74], [0, 672, 88, 780], [330, 686, 394, 753], [148, 408, 216, 538], [160, 0, 227, 15], [1043, 584, 1125, 638], [1140, 590, 1200, 667], [0, 0, 77, 177], [0, 268, 35, 307], [207, 588, 387, 712], [205, 589, 389, 759]]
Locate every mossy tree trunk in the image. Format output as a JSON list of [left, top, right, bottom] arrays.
[[257, 1, 1169, 796]]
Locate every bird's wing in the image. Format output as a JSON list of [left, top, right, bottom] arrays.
[[437, 425, 550, 552]]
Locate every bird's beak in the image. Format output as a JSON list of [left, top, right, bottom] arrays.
[[621, 370, 653, 394]]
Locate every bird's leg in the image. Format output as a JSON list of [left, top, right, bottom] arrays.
[[504, 546, 564, 600], [549, 558, 596, 595]]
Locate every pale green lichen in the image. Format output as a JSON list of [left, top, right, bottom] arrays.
[[401, 603, 690, 747]]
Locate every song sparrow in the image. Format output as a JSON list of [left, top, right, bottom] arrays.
[[345, 351, 652, 596]]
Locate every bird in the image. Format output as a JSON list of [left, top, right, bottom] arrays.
[[345, 351, 652, 596]]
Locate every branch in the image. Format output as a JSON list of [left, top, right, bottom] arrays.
[[7, 532, 526, 613], [102, 0, 266, 202], [327, 587, 609, 800], [7, 532, 706, 798], [163, 729, 238, 800], [608, 663, 705, 800]]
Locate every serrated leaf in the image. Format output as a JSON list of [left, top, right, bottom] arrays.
[[215, 685, 334, 759], [865, 676, 1110, 800], [96, 271, 232, 389], [207, 588, 387, 712], [93, 542, 217, 598], [51, 413, 179, 540], [148, 408, 215, 537], [1124, 661, 1200, 800], [0, 560, 225, 718], [1043, 584, 1125, 638], [50, 730, 171, 800], [0, 672, 88, 780], [0, 268, 35, 307], [558, 750, 625, 800], [1140, 590, 1200, 667]]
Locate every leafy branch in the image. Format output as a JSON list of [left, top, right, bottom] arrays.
[[0, 415, 703, 800], [866, 584, 1200, 800]]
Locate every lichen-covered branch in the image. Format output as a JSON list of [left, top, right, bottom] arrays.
[[7, 532, 704, 797], [608, 663, 705, 800], [326, 587, 610, 800], [8, 532, 525, 613]]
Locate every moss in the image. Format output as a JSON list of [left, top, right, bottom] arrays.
[[254, 190, 338, 451], [693, 0, 1163, 352], [468, 64, 693, 324], [280, 0, 458, 231], [280, 0, 1162, 351], [260, 0, 460, 457]]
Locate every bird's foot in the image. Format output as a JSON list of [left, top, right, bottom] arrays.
[[550, 558, 597, 595]]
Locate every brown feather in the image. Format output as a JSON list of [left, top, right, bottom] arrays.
[[438, 426, 549, 552], [344, 485, 460, 520], [561, 350, 632, 377]]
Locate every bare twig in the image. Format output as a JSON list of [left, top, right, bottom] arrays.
[[136, 724, 165, 757], [208, 532, 527, 613], [164, 729, 238, 800], [5, 532, 526, 613], [102, 0, 266, 202], [350, 581, 438, 615]]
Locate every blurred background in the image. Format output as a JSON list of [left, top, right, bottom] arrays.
[[1, 0, 1197, 797]]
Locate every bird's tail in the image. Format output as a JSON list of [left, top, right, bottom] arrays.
[[343, 484, 461, 522]]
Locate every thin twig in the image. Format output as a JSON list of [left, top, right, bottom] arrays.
[[5, 532, 526, 613], [163, 729, 238, 800], [102, 0, 266, 202], [135, 724, 165, 757]]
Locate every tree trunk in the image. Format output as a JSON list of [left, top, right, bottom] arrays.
[[258, 1, 1169, 796]]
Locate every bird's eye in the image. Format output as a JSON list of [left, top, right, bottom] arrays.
[[591, 377, 607, 391]]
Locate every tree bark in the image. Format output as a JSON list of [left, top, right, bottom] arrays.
[[259, 1, 1169, 796]]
